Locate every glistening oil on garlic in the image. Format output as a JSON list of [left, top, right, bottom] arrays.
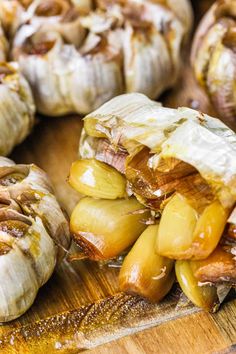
[[68, 93, 236, 312]]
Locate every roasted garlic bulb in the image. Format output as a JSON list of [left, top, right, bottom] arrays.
[[0, 157, 70, 322], [0, 62, 35, 156], [191, 0, 236, 122], [0, 25, 8, 61], [69, 93, 236, 310], [10, 0, 192, 116]]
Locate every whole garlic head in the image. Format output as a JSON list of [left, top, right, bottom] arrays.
[[191, 0, 236, 123], [0, 157, 70, 322], [0, 62, 35, 156], [11, 0, 193, 116]]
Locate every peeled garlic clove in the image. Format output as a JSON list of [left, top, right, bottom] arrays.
[[119, 225, 174, 302], [0, 62, 35, 156], [156, 194, 198, 258], [190, 200, 229, 259], [157, 194, 229, 259], [175, 260, 220, 312], [193, 245, 236, 284], [70, 197, 150, 260], [157, 195, 229, 260], [68, 158, 127, 199]]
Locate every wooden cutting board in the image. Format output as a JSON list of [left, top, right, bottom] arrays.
[[1, 1, 236, 353]]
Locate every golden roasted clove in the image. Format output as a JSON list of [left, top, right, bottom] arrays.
[[156, 194, 229, 260], [70, 197, 150, 260], [119, 225, 174, 302], [68, 158, 127, 199], [175, 260, 220, 312]]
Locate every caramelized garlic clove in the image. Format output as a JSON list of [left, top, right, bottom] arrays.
[[119, 225, 174, 302], [69, 159, 127, 199], [175, 260, 220, 312], [70, 197, 150, 260], [157, 195, 229, 260]]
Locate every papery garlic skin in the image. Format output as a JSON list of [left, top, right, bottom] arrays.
[[191, 0, 236, 122], [0, 1, 25, 38], [0, 25, 8, 61], [11, 0, 192, 116], [81, 93, 236, 208], [0, 157, 70, 322], [0, 62, 35, 156]]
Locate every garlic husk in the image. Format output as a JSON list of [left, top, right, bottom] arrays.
[[123, 24, 174, 99], [0, 25, 8, 61], [0, 62, 35, 156], [14, 30, 124, 116], [13, 0, 88, 49], [0, 1, 25, 37], [191, 0, 236, 122], [0, 157, 70, 322], [11, 0, 193, 116], [81, 93, 236, 208]]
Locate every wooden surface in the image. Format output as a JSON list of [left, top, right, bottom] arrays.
[[0, 0, 236, 353]]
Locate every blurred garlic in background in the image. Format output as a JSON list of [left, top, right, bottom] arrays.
[[11, 0, 193, 116], [0, 62, 35, 156], [191, 0, 236, 123]]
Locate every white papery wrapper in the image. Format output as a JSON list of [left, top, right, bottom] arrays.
[[11, 0, 193, 116], [0, 157, 70, 322], [0, 62, 35, 156], [80, 93, 236, 209]]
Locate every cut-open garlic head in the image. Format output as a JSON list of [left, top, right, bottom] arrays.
[[191, 0, 236, 123], [69, 93, 236, 310], [0, 157, 70, 322], [11, 0, 192, 116], [0, 62, 35, 156]]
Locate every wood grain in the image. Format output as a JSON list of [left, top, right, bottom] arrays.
[[0, 0, 235, 353]]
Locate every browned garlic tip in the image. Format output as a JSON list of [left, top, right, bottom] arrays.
[[4, 0, 192, 116], [191, 0, 236, 123], [0, 157, 70, 322]]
